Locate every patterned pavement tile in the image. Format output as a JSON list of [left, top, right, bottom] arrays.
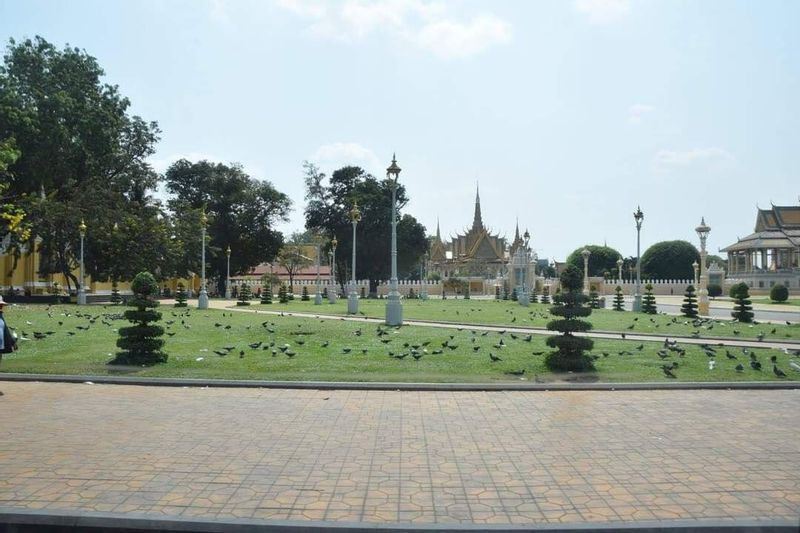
[[0, 382, 798, 526]]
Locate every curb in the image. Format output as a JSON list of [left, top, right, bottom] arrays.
[[1, 373, 799, 391], [0, 509, 797, 532]]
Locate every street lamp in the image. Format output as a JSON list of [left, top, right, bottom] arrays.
[[385, 154, 403, 326], [695, 217, 711, 315], [198, 210, 209, 310], [692, 260, 699, 287], [616, 257, 623, 284], [518, 230, 531, 306], [348, 202, 361, 314], [632, 206, 644, 312], [420, 252, 429, 300], [581, 247, 591, 296], [314, 243, 323, 305], [77, 219, 87, 305], [329, 237, 337, 304], [225, 245, 232, 299]]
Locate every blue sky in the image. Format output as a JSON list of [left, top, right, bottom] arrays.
[[2, 0, 798, 262]]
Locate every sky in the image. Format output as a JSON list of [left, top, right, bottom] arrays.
[[2, 0, 799, 262]]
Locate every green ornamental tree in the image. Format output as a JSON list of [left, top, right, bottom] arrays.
[[511, 287, 518, 301], [495, 286, 501, 300], [113, 272, 166, 366], [110, 281, 122, 305], [708, 284, 722, 299], [237, 283, 252, 306], [641, 283, 657, 314], [588, 285, 600, 309], [301, 285, 310, 301], [261, 283, 272, 304], [730, 282, 754, 322], [502, 283, 509, 301], [322, 286, 328, 299], [612, 286, 625, 311], [681, 285, 698, 318], [565, 245, 622, 277], [640, 241, 700, 280], [278, 283, 288, 303], [770, 284, 789, 303], [464, 286, 470, 300], [540, 286, 551, 304], [174, 283, 188, 307], [545, 265, 594, 372]]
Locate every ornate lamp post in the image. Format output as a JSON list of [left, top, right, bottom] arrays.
[[77, 219, 87, 305], [348, 202, 361, 314], [329, 237, 337, 304], [385, 154, 403, 326], [314, 243, 323, 305], [518, 231, 531, 306], [632, 206, 644, 312], [696, 217, 711, 316], [420, 252, 429, 300], [616, 257, 623, 284], [692, 260, 699, 287], [198, 210, 209, 310], [225, 245, 232, 299], [581, 247, 591, 296]]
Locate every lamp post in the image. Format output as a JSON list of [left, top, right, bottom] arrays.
[[695, 217, 711, 316], [385, 154, 403, 326], [198, 211, 209, 310], [314, 243, 323, 305], [581, 247, 591, 296], [519, 231, 531, 306], [692, 260, 699, 287], [329, 237, 337, 304], [225, 245, 232, 299], [348, 203, 361, 314], [420, 253, 429, 300], [632, 206, 644, 312], [77, 219, 87, 305], [616, 258, 623, 285]]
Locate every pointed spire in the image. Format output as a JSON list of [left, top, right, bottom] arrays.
[[514, 217, 520, 241], [436, 217, 441, 241], [472, 182, 483, 231]]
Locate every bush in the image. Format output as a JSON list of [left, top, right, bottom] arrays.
[[278, 284, 288, 303], [565, 245, 622, 277], [681, 285, 698, 318], [261, 284, 272, 304], [540, 286, 550, 304], [770, 284, 789, 303], [502, 283, 509, 301], [731, 282, 754, 322], [612, 286, 624, 311], [588, 286, 600, 309], [464, 286, 470, 300], [641, 240, 700, 279], [110, 280, 122, 305], [495, 286, 501, 300], [408, 288, 416, 299], [641, 283, 657, 314], [511, 287, 518, 301], [322, 286, 328, 299], [237, 284, 252, 306], [301, 285, 310, 301], [174, 283, 188, 307], [707, 284, 722, 298], [360, 286, 366, 299], [544, 265, 594, 372], [112, 272, 166, 366]]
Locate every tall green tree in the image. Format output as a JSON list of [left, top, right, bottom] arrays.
[[303, 162, 428, 294], [565, 245, 622, 278], [641, 241, 700, 280], [545, 265, 594, 372], [164, 159, 291, 294]]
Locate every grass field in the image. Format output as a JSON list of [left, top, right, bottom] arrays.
[[0, 304, 797, 383], [253, 297, 800, 341]]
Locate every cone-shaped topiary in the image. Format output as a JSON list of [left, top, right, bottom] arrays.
[[174, 283, 188, 307], [681, 285, 698, 318], [278, 284, 288, 303], [360, 286, 366, 299], [261, 284, 272, 304], [545, 264, 594, 372], [110, 280, 122, 305], [588, 285, 600, 309], [641, 283, 657, 314], [495, 286, 501, 300], [464, 286, 470, 299], [511, 287, 518, 301], [113, 271, 166, 366], [540, 286, 550, 304], [322, 286, 328, 299], [237, 283, 252, 306], [502, 283, 509, 301], [408, 287, 416, 299], [730, 282, 754, 323], [613, 286, 625, 311]]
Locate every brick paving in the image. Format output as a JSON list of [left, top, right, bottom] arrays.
[[0, 382, 798, 526]]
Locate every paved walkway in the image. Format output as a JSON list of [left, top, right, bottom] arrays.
[[1, 382, 798, 526]]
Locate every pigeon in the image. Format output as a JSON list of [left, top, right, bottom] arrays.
[[248, 341, 262, 349], [773, 364, 786, 377], [214, 350, 228, 356], [661, 365, 676, 378], [531, 351, 544, 356], [342, 347, 352, 354], [750, 360, 762, 371], [286, 350, 296, 358], [756, 332, 765, 342], [239, 350, 245, 358], [489, 353, 502, 362], [412, 353, 423, 361], [789, 361, 800, 372], [506, 369, 525, 376], [725, 351, 737, 360], [735, 363, 744, 372], [431, 349, 443, 355], [321, 341, 329, 348]]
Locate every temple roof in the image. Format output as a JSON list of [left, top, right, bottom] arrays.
[[722, 203, 800, 252], [755, 205, 800, 231]]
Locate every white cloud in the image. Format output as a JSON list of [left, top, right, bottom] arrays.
[[628, 103, 654, 124], [573, 0, 630, 24], [275, 0, 512, 59], [654, 147, 735, 172], [312, 142, 381, 174]]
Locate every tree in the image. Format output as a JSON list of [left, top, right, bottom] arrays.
[[113, 272, 166, 366], [641, 283, 657, 314], [770, 284, 789, 303], [566, 245, 622, 277], [641, 241, 700, 280], [0, 137, 29, 250], [110, 281, 122, 305], [278, 284, 288, 304], [174, 283, 188, 307], [237, 283, 252, 306], [540, 286, 550, 304], [303, 163, 428, 293], [165, 159, 290, 294], [464, 285, 470, 300], [261, 283, 272, 304], [588, 285, 600, 309], [612, 286, 625, 311], [730, 283, 754, 322], [681, 285, 698, 318], [301, 285, 310, 301], [545, 265, 594, 372], [277, 243, 313, 291], [708, 284, 722, 299]]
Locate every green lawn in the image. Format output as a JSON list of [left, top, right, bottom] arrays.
[[255, 298, 800, 341], [0, 304, 797, 383]]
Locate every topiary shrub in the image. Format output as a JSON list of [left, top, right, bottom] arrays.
[[261, 284, 272, 304], [112, 271, 166, 366], [540, 286, 550, 304], [708, 284, 722, 299], [612, 286, 625, 311], [641, 283, 657, 314], [770, 284, 789, 303], [322, 286, 328, 299], [495, 285, 501, 300], [237, 283, 252, 306], [681, 285, 698, 318], [110, 280, 122, 305], [545, 264, 594, 372], [301, 285, 310, 301], [360, 286, 366, 299], [174, 283, 188, 307], [278, 284, 288, 303], [588, 285, 600, 309], [502, 283, 509, 301], [511, 287, 518, 301], [731, 282, 754, 322], [464, 286, 470, 300]]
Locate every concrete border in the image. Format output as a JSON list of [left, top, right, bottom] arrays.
[[1, 373, 799, 391], [0, 509, 797, 532]]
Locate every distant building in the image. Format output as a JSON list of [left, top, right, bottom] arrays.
[[721, 203, 800, 290]]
